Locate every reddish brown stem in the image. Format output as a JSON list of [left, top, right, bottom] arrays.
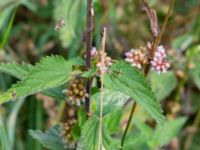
[[85, 0, 93, 113]]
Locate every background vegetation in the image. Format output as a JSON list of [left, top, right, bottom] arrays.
[[0, 0, 200, 150]]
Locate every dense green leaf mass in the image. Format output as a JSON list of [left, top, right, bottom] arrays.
[[104, 61, 165, 126]]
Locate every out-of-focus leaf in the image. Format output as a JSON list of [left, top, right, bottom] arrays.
[[134, 117, 187, 149], [152, 117, 187, 147], [0, 8, 16, 48], [189, 90, 200, 113], [172, 34, 193, 51], [187, 46, 200, 89], [7, 98, 25, 149], [189, 61, 200, 89], [0, 115, 11, 150], [53, 0, 86, 48], [0, 0, 18, 11], [20, 0, 37, 12], [29, 125, 67, 150], [149, 71, 177, 101], [190, 131, 200, 150]]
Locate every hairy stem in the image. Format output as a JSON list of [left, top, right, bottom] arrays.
[[86, 0, 94, 113], [121, 0, 175, 149]]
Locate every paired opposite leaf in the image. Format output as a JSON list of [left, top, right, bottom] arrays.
[[0, 56, 83, 104], [104, 61, 165, 126]]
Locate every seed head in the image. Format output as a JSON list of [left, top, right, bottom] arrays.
[[63, 78, 88, 106], [60, 119, 77, 149]]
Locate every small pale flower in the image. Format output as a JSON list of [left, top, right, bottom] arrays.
[[91, 47, 97, 58], [96, 51, 112, 73]]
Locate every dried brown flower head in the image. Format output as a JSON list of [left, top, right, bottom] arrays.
[[60, 118, 77, 149], [63, 78, 88, 106]]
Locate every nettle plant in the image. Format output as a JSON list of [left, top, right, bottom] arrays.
[[0, 0, 185, 150]]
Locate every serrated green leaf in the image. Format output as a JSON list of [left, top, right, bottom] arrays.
[[42, 85, 66, 101], [104, 61, 165, 126], [0, 56, 80, 104], [0, 62, 33, 80], [81, 67, 97, 78], [78, 107, 87, 128], [103, 109, 122, 134], [71, 123, 81, 140], [149, 71, 177, 101], [29, 125, 67, 150], [92, 89, 129, 116], [80, 115, 117, 150]]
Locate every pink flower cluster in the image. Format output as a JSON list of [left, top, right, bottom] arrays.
[[125, 44, 170, 73], [125, 48, 147, 69], [90, 47, 112, 73], [150, 45, 170, 73]]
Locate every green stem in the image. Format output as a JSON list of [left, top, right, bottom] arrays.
[[120, 102, 137, 149], [184, 109, 200, 150]]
